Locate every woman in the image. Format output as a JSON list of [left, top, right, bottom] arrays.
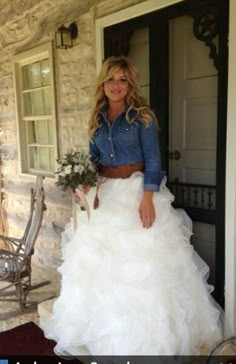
[[45, 56, 223, 355]]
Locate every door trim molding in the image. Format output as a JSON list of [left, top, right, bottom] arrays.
[[95, 0, 236, 334], [95, 0, 183, 72]]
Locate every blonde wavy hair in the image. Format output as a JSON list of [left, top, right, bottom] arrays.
[[88, 56, 158, 138]]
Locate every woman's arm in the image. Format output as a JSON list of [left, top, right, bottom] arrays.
[[139, 120, 163, 228], [89, 140, 100, 164], [140, 120, 162, 192]]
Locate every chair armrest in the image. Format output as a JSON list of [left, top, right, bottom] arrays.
[[0, 235, 22, 243], [0, 249, 25, 259], [0, 235, 24, 251]]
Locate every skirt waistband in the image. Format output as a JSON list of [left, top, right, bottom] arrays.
[[99, 162, 144, 179]]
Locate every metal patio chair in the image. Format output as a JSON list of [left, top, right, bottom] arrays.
[[0, 175, 48, 312]]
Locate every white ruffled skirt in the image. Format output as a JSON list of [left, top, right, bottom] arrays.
[[45, 172, 223, 355]]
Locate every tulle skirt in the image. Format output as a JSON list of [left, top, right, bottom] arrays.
[[44, 172, 223, 355]]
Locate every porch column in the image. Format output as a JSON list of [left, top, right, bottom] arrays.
[[225, 0, 236, 336]]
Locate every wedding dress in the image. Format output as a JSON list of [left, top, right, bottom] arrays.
[[44, 172, 223, 355]]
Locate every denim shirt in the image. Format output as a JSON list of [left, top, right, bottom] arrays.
[[89, 106, 165, 191]]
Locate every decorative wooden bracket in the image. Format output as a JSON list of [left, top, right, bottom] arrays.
[[192, 11, 219, 70], [183, 0, 220, 71]]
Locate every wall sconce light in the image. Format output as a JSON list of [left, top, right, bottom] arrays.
[[55, 22, 78, 49]]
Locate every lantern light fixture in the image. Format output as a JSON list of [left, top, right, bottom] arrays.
[[55, 22, 78, 49]]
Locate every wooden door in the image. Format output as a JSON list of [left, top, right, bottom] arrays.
[[169, 15, 218, 284]]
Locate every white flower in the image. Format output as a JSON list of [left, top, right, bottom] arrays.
[[88, 164, 95, 171], [65, 165, 72, 174], [78, 165, 84, 174], [73, 157, 80, 163], [59, 171, 66, 177], [74, 165, 80, 173]]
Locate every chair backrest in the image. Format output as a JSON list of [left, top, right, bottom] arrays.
[[21, 187, 35, 243], [22, 175, 46, 257]]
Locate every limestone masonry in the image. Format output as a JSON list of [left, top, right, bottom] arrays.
[[0, 0, 145, 267]]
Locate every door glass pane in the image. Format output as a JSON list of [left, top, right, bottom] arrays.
[[43, 88, 52, 114], [23, 93, 32, 116], [41, 59, 50, 86], [29, 146, 38, 169]]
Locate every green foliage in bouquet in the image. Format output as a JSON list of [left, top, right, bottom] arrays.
[[55, 150, 99, 191]]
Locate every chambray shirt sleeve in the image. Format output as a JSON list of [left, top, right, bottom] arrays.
[[140, 120, 163, 191], [89, 140, 100, 164]]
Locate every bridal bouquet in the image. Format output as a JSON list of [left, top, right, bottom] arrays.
[[55, 150, 99, 225], [55, 150, 98, 191]]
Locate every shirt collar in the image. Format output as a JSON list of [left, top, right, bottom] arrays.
[[99, 104, 136, 120]]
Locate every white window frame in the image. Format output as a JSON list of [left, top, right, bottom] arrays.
[[13, 42, 58, 177]]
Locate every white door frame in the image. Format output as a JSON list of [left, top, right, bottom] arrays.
[[95, 0, 236, 334]]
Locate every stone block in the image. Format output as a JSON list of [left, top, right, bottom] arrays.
[[1, 144, 17, 160]]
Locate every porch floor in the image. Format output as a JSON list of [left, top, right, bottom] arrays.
[[0, 258, 61, 332]]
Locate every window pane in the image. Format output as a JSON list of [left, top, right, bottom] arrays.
[[23, 93, 32, 116], [27, 120, 37, 144], [22, 65, 30, 90], [41, 59, 50, 86], [43, 88, 52, 114], [28, 61, 41, 89], [49, 148, 55, 172], [29, 146, 38, 169], [31, 90, 44, 115], [38, 147, 51, 171], [26, 119, 54, 145], [37, 120, 50, 144], [23, 89, 51, 116], [28, 146, 54, 172], [48, 120, 54, 144], [39, 119, 54, 144]]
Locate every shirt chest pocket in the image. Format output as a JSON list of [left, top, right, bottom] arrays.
[[118, 125, 139, 146], [94, 127, 107, 148]]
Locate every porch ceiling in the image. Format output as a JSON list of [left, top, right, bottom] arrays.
[[0, 0, 105, 57]]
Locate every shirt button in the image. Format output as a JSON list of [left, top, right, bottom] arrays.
[[108, 137, 111, 140], [110, 154, 114, 157]]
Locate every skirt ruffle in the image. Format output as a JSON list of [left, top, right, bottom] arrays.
[[45, 172, 223, 355]]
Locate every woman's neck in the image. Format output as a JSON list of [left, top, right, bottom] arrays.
[[107, 102, 126, 123], [108, 101, 125, 113]]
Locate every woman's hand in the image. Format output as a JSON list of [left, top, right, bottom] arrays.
[[74, 185, 90, 203], [82, 185, 90, 194], [139, 191, 156, 228]]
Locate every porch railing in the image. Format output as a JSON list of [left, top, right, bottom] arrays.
[[167, 181, 216, 225]]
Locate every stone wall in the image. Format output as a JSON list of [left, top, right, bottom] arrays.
[[0, 0, 146, 267]]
